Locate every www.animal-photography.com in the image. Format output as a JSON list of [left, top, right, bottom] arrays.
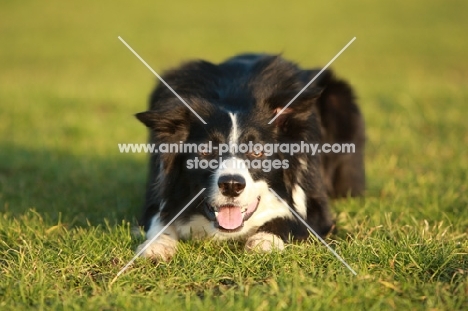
[[1, 1, 467, 310]]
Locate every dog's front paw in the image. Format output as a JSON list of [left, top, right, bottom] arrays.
[[245, 232, 285, 252], [136, 234, 178, 262]]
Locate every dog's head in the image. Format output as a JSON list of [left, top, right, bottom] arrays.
[[136, 55, 323, 237]]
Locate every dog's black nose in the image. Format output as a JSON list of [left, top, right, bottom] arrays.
[[218, 175, 246, 197]]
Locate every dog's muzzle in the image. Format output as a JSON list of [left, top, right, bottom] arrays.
[[204, 196, 261, 232]]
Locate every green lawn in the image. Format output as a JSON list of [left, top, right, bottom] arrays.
[[1, 0, 467, 310]]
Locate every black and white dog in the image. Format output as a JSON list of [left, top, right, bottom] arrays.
[[135, 54, 364, 261]]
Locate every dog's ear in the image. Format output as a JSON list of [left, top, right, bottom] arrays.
[[135, 111, 156, 128], [135, 108, 190, 142], [269, 87, 323, 128], [270, 107, 293, 128]]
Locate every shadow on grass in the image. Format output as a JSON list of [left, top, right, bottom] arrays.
[[0, 143, 146, 227]]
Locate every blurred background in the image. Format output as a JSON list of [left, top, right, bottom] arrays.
[[1, 0, 466, 226]]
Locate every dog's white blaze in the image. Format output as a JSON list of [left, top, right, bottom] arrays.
[[218, 157, 249, 175], [228, 112, 239, 144], [292, 185, 307, 219]]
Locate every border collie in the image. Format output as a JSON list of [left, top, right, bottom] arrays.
[[135, 54, 364, 261]]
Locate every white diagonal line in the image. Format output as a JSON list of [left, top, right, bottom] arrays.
[[269, 188, 357, 275], [268, 37, 356, 125], [118, 36, 207, 125], [111, 188, 206, 283]]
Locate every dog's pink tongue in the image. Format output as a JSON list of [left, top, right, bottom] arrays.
[[217, 206, 243, 229]]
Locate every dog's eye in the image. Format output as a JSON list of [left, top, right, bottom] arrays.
[[248, 151, 264, 158]]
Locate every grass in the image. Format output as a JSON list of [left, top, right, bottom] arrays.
[[0, 0, 467, 309]]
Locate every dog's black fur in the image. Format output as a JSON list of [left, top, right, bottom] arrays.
[[135, 54, 364, 259]]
